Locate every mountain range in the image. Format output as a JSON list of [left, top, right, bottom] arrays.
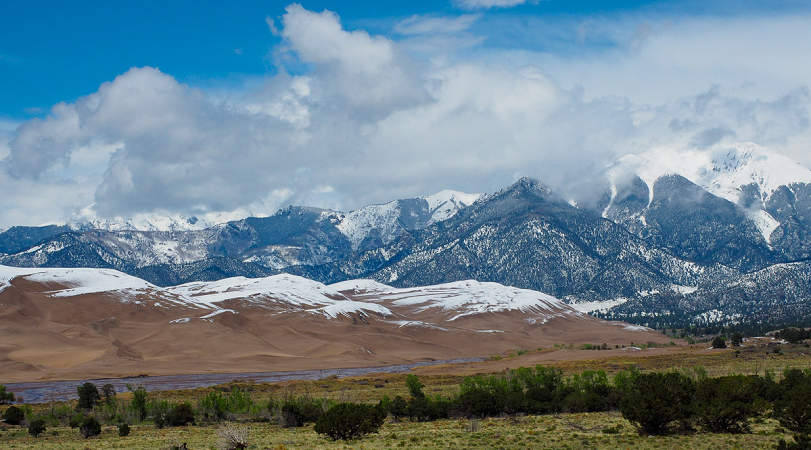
[[1, 142, 810, 328]]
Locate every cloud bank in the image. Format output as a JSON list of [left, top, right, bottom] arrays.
[[1, 4, 810, 228]]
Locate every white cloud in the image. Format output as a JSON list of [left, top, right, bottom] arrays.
[[395, 14, 481, 35], [1, 4, 811, 229], [501, 13, 811, 106], [394, 14, 485, 55], [265, 15, 280, 35], [279, 4, 427, 111], [454, 0, 536, 10]]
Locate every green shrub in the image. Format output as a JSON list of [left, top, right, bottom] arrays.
[[0, 385, 15, 404], [226, 387, 254, 414], [455, 389, 503, 418], [166, 403, 195, 427], [406, 375, 425, 399], [777, 433, 811, 450], [28, 418, 47, 437], [711, 336, 727, 349], [773, 367, 811, 450], [69, 412, 85, 428], [314, 402, 387, 441], [118, 422, 130, 437], [127, 385, 148, 421], [2, 405, 25, 425], [386, 395, 408, 420], [774, 369, 811, 434], [79, 416, 102, 438], [695, 374, 764, 433], [279, 397, 327, 428], [620, 372, 695, 435], [101, 383, 117, 405], [200, 391, 229, 422]]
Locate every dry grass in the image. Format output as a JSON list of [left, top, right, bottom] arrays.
[[0, 413, 791, 449]]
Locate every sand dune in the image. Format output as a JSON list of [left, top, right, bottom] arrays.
[[0, 266, 672, 382]]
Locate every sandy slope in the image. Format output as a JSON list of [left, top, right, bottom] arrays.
[[0, 268, 672, 382]]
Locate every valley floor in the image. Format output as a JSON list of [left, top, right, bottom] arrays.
[[2, 341, 809, 449], [0, 412, 790, 449]]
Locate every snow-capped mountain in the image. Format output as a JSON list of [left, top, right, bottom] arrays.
[[0, 189, 479, 280], [336, 190, 481, 250], [607, 142, 811, 207], [68, 206, 260, 232], [603, 142, 811, 243]]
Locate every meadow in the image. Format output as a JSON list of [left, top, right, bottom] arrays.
[[1, 341, 809, 450]]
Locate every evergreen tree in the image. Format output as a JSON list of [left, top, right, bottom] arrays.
[[77, 382, 100, 409]]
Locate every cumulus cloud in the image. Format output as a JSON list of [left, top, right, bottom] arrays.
[[279, 4, 427, 111], [1, 4, 811, 228]]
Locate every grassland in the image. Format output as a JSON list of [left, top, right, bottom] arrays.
[[0, 412, 792, 449], [1, 341, 809, 449]]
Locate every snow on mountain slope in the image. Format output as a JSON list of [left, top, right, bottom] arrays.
[[167, 274, 348, 306], [376, 280, 579, 322], [0, 265, 156, 299], [336, 200, 401, 249], [605, 142, 811, 241], [166, 273, 396, 319], [336, 190, 481, 249], [424, 190, 483, 222], [329, 279, 393, 294], [608, 142, 811, 205], [308, 301, 394, 319], [68, 205, 260, 232]]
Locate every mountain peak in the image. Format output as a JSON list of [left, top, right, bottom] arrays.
[[608, 142, 811, 206], [68, 205, 262, 232], [500, 177, 562, 202], [336, 189, 480, 250], [423, 190, 482, 222]]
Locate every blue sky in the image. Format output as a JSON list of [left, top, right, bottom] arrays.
[[1, 1, 811, 227], [5, 0, 804, 118]]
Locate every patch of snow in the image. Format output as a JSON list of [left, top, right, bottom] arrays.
[[0, 265, 156, 300], [618, 323, 651, 332], [424, 190, 482, 222], [746, 209, 780, 243], [693, 309, 743, 324], [68, 205, 261, 232], [166, 274, 349, 308], [200, 309, 236, 319], [336, 200, 403, 250], [671, 284, 698, 295], [169, 318, 190, 324], [329, 279, 393, 294], [602, 183, 618, 218], [569, 298, 628, 313], [390, 320, 451, 331], [308, 301, 393, 319], [379, 280, 574, 321]]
